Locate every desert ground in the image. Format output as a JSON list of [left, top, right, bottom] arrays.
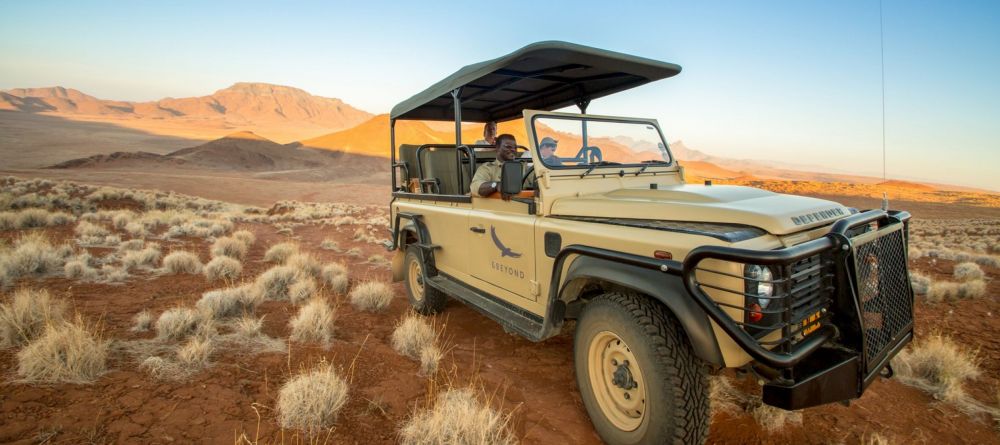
[[0, 172, 998, 445]]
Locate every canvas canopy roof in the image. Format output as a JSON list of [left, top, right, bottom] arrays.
[[390, 41, 681, 123]]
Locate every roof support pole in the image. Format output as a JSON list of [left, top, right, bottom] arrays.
[[576, 98, 591, 150], [451, 88, 463, 146], [390, 118, 397, 191]]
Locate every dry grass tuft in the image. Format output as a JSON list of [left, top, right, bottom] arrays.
[[926, 280, 987, 302], [64, 259, 99, 281], [0, 233, 69, 287], [420, 346, 443, 376], [909, 272, 931, 295], [893, 334, 980, 403], [254, 265, 299, 301], [16, 317, 109, 383], [211, 236, 248, 261], [750, 402, 803, 432], [162, 251, 203, 275], [155, 307, 211, 340], [400, 388, 517, 445], [264, 242, 299, 264], [286, 253, 322, 279], [349, 281, 394, 312], [122, 246, 161, 271], [131, 310, 152, 332], [204, 256, 243, 282], [707, 374, 802, 431], [234, 315, 264, 337], [320, 239, 340, 251], [708, 374, 743, 416], [289, 298, 335, 344], [232, 229, 256, 248], [322, 263, 349, 295], [392, 314, 436, 360], [288, 277, 317, 305], [176, 336, 213, 367], [277, 363, 349, 435], [0, 288, 68, 348], [953, 262, 984, 282], [196, 285, 258, 319]]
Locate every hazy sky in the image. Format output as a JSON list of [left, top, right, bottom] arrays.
[[1, 1, 998, 190]]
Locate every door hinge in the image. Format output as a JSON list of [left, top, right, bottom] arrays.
[[530, 280, 540, 297]]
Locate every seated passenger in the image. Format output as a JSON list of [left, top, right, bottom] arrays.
[[538, 136, 563, 166], [470, 133, 517, 198], [474, 121, 497, 150]]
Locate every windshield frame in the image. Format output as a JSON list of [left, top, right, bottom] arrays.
[[528, 113, 675, 170]]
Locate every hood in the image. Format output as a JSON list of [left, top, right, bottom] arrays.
[[549, 184, 850, 236]]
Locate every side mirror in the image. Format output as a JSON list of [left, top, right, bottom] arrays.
[[500, 161, 523, 196]]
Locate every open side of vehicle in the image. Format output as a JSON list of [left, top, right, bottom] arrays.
[[384, 41, 915, 445]]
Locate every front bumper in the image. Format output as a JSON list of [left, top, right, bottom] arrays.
[[682, 209, 914, 409]]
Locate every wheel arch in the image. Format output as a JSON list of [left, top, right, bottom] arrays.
[[560, 255, 724, 366], [391, 222, 422, 282]]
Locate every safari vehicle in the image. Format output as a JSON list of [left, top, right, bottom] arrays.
[[386, 41, 914, 444]]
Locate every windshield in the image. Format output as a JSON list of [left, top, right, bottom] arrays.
[[531, 116, 672, 168]]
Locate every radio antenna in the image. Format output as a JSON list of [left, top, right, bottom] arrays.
[[879, 0, 887, 183]]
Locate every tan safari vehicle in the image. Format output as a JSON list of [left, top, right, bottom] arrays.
[[386, 41, 915, 444]]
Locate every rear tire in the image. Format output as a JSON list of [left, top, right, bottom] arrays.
[[403, 247, 446, 315], [574, 291, 708, 445]]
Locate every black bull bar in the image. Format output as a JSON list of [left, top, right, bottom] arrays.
[[682, 209, 914, 409]]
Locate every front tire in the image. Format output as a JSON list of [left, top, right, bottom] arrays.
[[403, 247, 446, 315], [574, 292, 708, 444]]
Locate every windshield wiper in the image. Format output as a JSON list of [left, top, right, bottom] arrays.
[[635, 159, 670, 176], [579, 161, 622, 178]]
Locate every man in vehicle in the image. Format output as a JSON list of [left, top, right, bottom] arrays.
[[474, 120, 497, 148], [538, 136, 562, 165], [470, 133, 517, 198]]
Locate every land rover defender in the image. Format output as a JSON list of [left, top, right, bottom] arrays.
[[386, 41, 914, 444]]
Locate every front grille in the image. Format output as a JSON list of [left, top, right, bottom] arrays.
[[786, 254, 834, 347], [852, 228, 913, 371]]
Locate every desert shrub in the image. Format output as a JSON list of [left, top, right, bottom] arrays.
[[122, 246, 161, 271], [289, 298, 335, 343], [64, 259, 99, 281], [176, 336, 212, 367], [162, 251, 203, 274], [927, 280, 987, 302], [132, 310, 152, 332], [708, 375, 742, 416], [953, 262, 984, 282], [707, 374, 801, 431], [15, 208, 51, 228], [322, 263, 349, 295], [124, 221, 147, 237], [112, 211, 134, 229], [420, 346, 443, 376], [204, 256, 242, 282], [232, 229, 256, 248], [155, 307, 210, 340], [211, 236, 248, 260], [0, 233, 68, 286], [16, 318, 108, 383], [287, 253, 322, 279], [893, 334, 980, 403], [234, 315, 264, 337], [264, 242, 298, 263], [45, 211, 73, 226], [118, 239, 145, 252], [254, 265, 299, 300], [0, 288, 68, 347], [750, 401, 803, 432], [277, 363, 349, 435], [399, 388, 516, 445], [75, 221, 109, 238], [392, 314, 436, 360], [345, 247, 362, 257], [349, 281, 393, 312], [288, 278, 317, 305], [196, 285, 258, 319], [99, 265, 129, 283], [320, 239, 339, 251], [909, 272, 931, 295]]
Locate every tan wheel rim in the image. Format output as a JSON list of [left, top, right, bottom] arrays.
[[588, 330, 646, 431], [407, 256, 425, 303]]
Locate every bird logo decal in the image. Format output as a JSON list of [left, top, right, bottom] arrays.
[[490, 226, 522, 258]]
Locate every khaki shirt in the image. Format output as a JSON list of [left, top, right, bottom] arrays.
[[470, 160, 503, 197]]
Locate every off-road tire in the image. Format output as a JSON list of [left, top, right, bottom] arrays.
[[574, 291, 709, 445], [403, 247, 446, 315]]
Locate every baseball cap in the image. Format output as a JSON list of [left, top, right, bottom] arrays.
[[539, 136, 558, 147]]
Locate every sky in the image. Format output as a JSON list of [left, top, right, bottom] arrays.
[[1, 0, 998, 190]]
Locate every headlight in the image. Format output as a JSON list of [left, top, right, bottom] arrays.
[[745, 264, 774, 308]]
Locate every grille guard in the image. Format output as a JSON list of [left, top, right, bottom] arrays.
[[682, 209, 914, 372]]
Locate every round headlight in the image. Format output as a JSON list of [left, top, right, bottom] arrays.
[[746, 265, 774, 308]]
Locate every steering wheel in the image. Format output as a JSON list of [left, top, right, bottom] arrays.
[[521, 164, 535, 189]]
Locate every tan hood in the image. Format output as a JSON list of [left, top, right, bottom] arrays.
[[548, 184, 850, 235]]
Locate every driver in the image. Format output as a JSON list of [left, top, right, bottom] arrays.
[[470, 133, 517, 198]]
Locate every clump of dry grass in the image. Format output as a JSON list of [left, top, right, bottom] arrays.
[[211, 236, 248, 261], [0, 233, 70, 287], [286, 253, 322, 279], [118, 239, 145, 252], [264, 242, 298, 263], [254, 265, 299, 301], [277, 363, 349, 435], [176, 336, 212, 367], [155, 307, 212, 340], [707, 374, 802, 431], [893, 334, 980, 403], [289, 298, 335, 343], [232, 229, 256, 248], [234, 315, 264, 337], [322, 263, 349, 295], [99, 265, 129, 283], [392, 314, 437, 363], [288, 277, 317, 305], [162, 251, 203, 275], [420, 346, 443, 376], [16, 317, 109, 383], [400, 388, 517, 445], [926, 280, 987, 302], [320, 239, 340, 251], [204, 256, 242, 282], [345, 247, 362, 257], [196, 285, 259, 319], [0, 288, 68, 348], [909, 272, 931, 295], [64, 259, 99, 281], [349, 281, 393, 312], [953, 262, 984, 282], [131, 310, 152, 332], [122, 246, 161, 271]]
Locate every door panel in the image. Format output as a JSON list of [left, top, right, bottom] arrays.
[[468, 202, 536, 300]]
